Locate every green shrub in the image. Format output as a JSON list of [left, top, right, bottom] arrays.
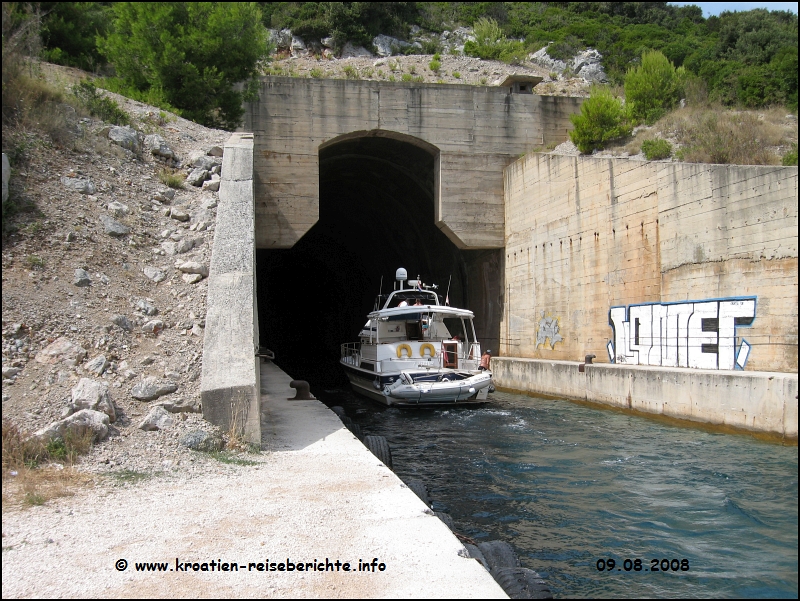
[[72, 81, 130, 125], [342, 65, 358, 79], [546, 36, 584, 62], [569, 87, 632, 154], [401, 73, 412, 82], [463, 16, 525, 63], [309, 67, 323, 79], [782, 143, 798, 166], [428, 59, 441, 73], [452, 71, 461, 79], [625, 50, 686, 125], [641, 139, 673, 160], [420, 39, 441, 55]]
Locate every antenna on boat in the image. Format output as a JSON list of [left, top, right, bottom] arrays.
[[395, 267, 407, 291], [445, 274, 452, 306]]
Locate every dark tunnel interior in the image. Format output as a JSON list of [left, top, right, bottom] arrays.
[[256, 133, 503, 392]]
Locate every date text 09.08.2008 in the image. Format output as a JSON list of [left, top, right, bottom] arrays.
[[596, 558, 690, 572]]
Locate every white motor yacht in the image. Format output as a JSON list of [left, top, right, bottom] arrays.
[[340, 268, 493, 406]]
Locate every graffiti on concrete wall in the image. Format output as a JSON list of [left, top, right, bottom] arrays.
[[608, 297, 756, 370], [536, 311, 563, 349]]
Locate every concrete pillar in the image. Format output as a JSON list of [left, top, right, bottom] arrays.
[[201, 133, 261, 445]]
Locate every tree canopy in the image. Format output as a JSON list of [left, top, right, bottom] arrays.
[[98, 2, 267, 129]]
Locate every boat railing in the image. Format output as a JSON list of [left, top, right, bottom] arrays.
[[341, 342, 360, 366]]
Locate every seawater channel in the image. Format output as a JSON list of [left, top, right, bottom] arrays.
[[319, 389, 798, 599]]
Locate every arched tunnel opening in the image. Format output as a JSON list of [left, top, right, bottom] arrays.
[[256, 132, 503, 392]]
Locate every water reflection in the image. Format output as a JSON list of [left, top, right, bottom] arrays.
[[322, 389, 798, 599]]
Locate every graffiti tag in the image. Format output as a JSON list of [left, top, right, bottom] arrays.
[[608, 297, 756, 370], [536, 311, 563, 349]]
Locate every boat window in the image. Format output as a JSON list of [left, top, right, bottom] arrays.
[[442, 318, 464, 340]]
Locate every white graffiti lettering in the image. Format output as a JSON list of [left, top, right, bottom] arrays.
[[608, 298, 756, 370]]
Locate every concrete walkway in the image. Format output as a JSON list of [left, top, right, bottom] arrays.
[[255, 360, 507, 597]]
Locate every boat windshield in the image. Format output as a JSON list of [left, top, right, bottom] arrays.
[[376, 290, 439, 308]]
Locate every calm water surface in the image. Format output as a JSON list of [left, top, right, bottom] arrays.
[[323, 389, 798, 599]]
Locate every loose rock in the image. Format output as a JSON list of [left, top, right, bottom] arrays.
[[135, 299, 158, 316], [99, 214, 131, 237], [180, 429, 224, 452], [110, 314, 133, 332], [144, 134, 175, 160], [85, 355, 109, 375], [73, 268, 92, 287], [35, 409, 110, 443], [170, 208, 190, 222], [138, 405, 175, 431], [60, 176, 96, 195], [141, 319, 165, 335], [107, 201, 130, 217], [142, 266, 167, 283], [178, 261, 208, 277], [35, 337, 87, 366], [131, 376, 178, 401], [70, 377, 116, 422], [108, 126, 141, 153], [186, 167, 209, 187]]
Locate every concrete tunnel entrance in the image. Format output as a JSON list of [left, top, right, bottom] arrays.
[[256, 131, 503, 390]]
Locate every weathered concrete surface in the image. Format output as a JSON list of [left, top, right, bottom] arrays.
[[502, 154, 798, 373], [201, 133, 261, 444], [492, 356, 798, 439], [242, 77, 582, 249]]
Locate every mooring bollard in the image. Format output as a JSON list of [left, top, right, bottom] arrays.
[[287, 380, 315, 400], [579, 354, 596, 373]]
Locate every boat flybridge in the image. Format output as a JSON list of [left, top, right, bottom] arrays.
[[340, 268, 493, 406]]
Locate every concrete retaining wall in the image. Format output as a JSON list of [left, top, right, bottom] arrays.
[[492, 356, 798, 439], [201, 133, 261, 444], [502, 154, 798, 373]]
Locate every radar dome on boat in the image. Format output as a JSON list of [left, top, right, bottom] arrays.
[[395, 268, 407, 282]]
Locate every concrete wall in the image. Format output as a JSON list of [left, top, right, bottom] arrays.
[[502, 154, 798, 373], [201, 133, 261, 444], [243, 77, 581, 249], [492, 357, 798, 440]]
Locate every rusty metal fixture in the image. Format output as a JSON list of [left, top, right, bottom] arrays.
[[579, 355, 596, 373], [287, 380, 315, 400]]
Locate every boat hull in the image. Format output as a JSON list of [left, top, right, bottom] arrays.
[[341, 362, 491, 407]]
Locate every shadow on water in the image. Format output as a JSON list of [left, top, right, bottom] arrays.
[[318, 387, 799, 599]]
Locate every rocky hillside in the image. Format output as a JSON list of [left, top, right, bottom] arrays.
[[264, 30, 595, 97], [2, 64, 239, 493]]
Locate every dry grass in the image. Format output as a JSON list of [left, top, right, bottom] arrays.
[[617, 104, 797, 165], [3, 465, 94, 508], [158, 168, 185, 189], [2, 419, 95, 508], [659, 106, 789, 165], [226, 392, 251, 452]]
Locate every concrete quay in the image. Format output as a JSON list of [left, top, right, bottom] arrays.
[[492, 356, 798, 440], [256, 359, 508, 598]]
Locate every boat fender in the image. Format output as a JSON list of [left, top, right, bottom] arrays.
[[396, 343, 413, 358], [419, 343, 436, 357]]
